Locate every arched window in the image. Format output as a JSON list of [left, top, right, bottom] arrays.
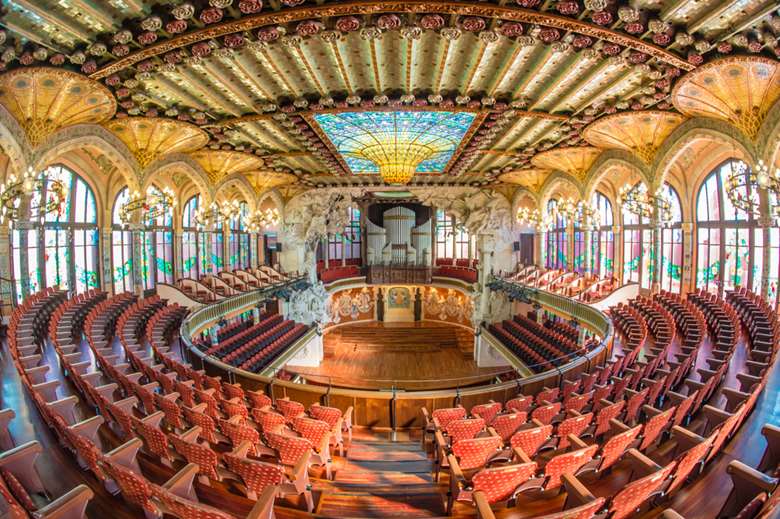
[[696, 159, 761, 297], [660, 184, 684, 293], [111, 188, 134, 293], [12, 165, 100, 300], [140, 185, 174, 288], [590, 191, 614, 278], [181, 195, 201, 279], [768, 191, 780, 309], [545, 199, 567, 269], [329, 207, 362, 262], [435, 209, 473, 260], [209, 212, 224, 273], [228, 201, 251, 270], [622, 184, 652, 288]]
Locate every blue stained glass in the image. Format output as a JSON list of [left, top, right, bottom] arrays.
[[313, 111, 476, 175]]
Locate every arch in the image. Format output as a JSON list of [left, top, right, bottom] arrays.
[[651, 118, 759, 188], [511, 187, 540, 222], [144, 153, 214, 206], [756, 97, 780, 166], [215, 173, 258, 212], [538, 171, 583, 209], [258, 188, 286, 224], [32, 124, 141, 192], [582, 151, 650, 200], [0, 102, 29, 177]]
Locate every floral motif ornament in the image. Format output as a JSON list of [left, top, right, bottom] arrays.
[[90, 1, 692, 79]]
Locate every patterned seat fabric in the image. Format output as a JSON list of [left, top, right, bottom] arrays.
[[460, 462, 537, 505], [132, 417, 173, 461], [156, 394, 184, 429], [309, 405, 342, 429], [246, 391, 273, 410], [608, 462, 676, 519], [594, 401, 625, 437], [266, 432, 313, 466], [598, 425, 641, 471], [176, 381, 196, 407], [446, 418, 486, 444], [169, 435, 220, 480], [293, 417, 330, 448], [556, 413, 593, 449], [452, 436, 503, 471], [252, 409, 286, 434], [639, 407, 675, 451], [222, 383, 245, 401], [510, 424, 553, 458], [506, 396, 533, 413], [564, 392, 592, 414], [432, 407, 467, 428], [471, 402, 502, 425], [102, 460, 158, 516], [531, 402, 562, 425], [195, 390, 221, 419], [666, 434, 715, 495], [0, 468, 37, 512], [543, 444, 599, 490], [220, 419, 260, 451], [222, 453, 285, 495], [153, 486, 235, 519], [536, 387, 560, 405], [491, 413, 527, 441], [0, 473, 28, 519], [182, 408, 219, 444], [535, 497, 606, 519], [221, 399, 249, 420], [277, 399, 305, 421]]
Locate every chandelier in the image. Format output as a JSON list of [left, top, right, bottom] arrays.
[[725, 159, 779, 218], [193, 200, 242, 230], [618, 183, 673, 226], [516, 208, 551, 230], [359, 142, 434, 185], [0, 167, 66, 226], [246, 208, 280, 232], [119, 186, 176, 227], [574, 201, 599, 231]]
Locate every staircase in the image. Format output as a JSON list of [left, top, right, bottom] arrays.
[[311, 437, 447, 518], [325, 322, 474, 358]]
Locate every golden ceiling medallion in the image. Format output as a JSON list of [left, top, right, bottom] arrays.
[[0, 67, 116, 148], [105, 117, 209, 170], [582, 111, 687, 164], [671, 56, 780, 140], [190, 149, 265, 185], [497, 168, 551, 191], [248, 170, 298, 193], [531, 146, 602, 180]]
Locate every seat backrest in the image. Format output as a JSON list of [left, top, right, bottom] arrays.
[[609, 462, 676, 519], [533, 497, 606, 519], [667, 434, 715, 495], [506, 396, 533, 413], [639, 407, 675, 451], [432, 407, 467, 428], [265, 432, 313, 466], [544, 444, 599, 490], [446, 418, 485, 443], [531, 402, 562, 425], [222, 454, 285, 495], [471, 462, 537, 504], [153, 486, 234, 519], [599, 425, 641, 472], [293, 417, 330, 447], [556, 413, 593, 449], [471, 402, 502, 424], [220, 419, 260, 448], [451, 436, 503, 471], [309, 405, 342, 428], [169, 435, 220, 480], [132, 417, 172, 461], [102, 460, 156, 515], [276, 399, 305, 420], [491, 413, 527, 441], [510, 424, 554, 458], [252, 408, 286, 434]]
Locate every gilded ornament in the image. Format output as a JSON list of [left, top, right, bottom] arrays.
[[68, 50, 84, 64], [360, 27, 382, 40], [320, 30, 341, 43], [400, 26, 422, 40], [617, 6, 639, 23], [209, 0, 233, 8], [141, 16, 163, 32], [33, 48, 48, 61], [113, 30, 133, 45], [583, 0, 607, 10], [441, 27, 462, 41], [479, 30, 499, 43]]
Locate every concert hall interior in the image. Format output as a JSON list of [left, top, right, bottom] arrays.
[[0, 1, 778, 518]]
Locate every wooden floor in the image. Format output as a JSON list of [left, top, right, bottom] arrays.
[[285, 321, 509, 390]]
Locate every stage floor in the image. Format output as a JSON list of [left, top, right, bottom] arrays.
[[284, 321, 508, 390]]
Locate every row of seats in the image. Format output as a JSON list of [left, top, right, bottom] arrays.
[[436, 258, 479, 269], [434, 265, 478, 283], [319, 265, 361, 283], [203, 313, 279, 357]]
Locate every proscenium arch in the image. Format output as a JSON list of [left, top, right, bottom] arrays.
[[144, 153, 215, 207], [214, 173, 258, 212], [582, 150, 650, 200], [32, 124, 141, 192], [651, 117, 760, 188]]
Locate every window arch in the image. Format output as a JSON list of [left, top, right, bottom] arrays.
[[696, 159, 761, 297], [111, 187, 134, 293], [181, 195, 201, 279], [228, 201, 251, 270], [12, 165, 100, 300], [590, 191, 614, 278], [545, 199, 567, 270]]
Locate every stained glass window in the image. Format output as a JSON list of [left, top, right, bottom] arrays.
[[313, 111, 476, 176], [181, 195, 200, 280], [590, 191, 614, 278], [228, 201, 250, 270], [328, 207, 361, 262], [208, 212, 224, 273], [436, 210, 455, 259], [621, 183, 660, 288], [134, 185, 175, 289], [11, 165, 99, 301], [695, 159, 759, 297], [660, 184, 683, 293], [546, 199, 567, 269], [111, 188, 134, 293]]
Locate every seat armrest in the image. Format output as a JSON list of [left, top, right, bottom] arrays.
[[246, 486, 277, 519], [512, 447, 533, 464], [36, 484, 94, 519], [561, 473, 596, 506], [163, 463, 199, 501], [625, 448, 661, 478]]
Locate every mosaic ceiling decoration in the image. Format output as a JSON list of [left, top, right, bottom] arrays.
[[582, 111, 687, 164], [0, 67, 115, 147], [531, 146, 602, 180], [0, 1, 776, 192], [105, 117, 208, 169], [671, 56, 780, 139], [190, 149, 266, 185], [312, 111, 476, 182]]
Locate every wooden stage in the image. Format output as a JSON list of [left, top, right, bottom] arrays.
[[283, 321, 510, 390]]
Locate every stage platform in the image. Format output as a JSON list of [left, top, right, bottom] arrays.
[[283, 321, 511, 390]]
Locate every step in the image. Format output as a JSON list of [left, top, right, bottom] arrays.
[[315, 490, 446, 518]]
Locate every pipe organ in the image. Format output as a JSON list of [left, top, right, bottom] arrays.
[[365, 205, 431, 266]]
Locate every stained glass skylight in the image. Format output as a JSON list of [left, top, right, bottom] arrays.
[[313, 111, 476, 183]]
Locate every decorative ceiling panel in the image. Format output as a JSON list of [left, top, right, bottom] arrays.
[[531, 146, 602, 180], [190, 149, 266, 185], [105, 117, 208, 169], [583, 111, 687, 163]]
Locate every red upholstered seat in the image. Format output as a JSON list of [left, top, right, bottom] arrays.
[[542, 444, 599, 490], [531, 402, 562, 425], [432, 407, 467, 428], [608, 462, 676, 519], [102, 460, 157, 516], [491, 413, 527, 441], [457, 462, 537, 505], [451, 436, 503, 471], [510, 424, 553, 458], [265, 432, 313, 467], [169, 434, 220, 480], [222, 454, 285, 498], [471, 402, 502, 425], [446, 418, 486, 444], [506, 396, 533, 413], [309, 405, 342, 428], [276, 399, 305, 421]]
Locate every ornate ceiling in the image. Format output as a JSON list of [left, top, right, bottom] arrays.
[[0, 0, 777, 197]]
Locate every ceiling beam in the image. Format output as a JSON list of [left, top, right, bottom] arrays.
[[7, 1, 91, 44]]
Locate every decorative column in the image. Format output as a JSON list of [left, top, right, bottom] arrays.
[[224, 227, 232, 271], [758, 187, 772, 300], [430, 209, 437, 268], [250, 233, 259, 269], [612, 225, 621, 283], [102, 229, 113, 293], [341, 235, 347, 266], [477, 234, 495, 323], [130, 225, 145, 296], [323, 236, 329, 269], [15, 221, 31, 299], [583, 229, 593, 275], [174, 232, 183, 281], [566, 220, 575, 271], [0, 222, 15, 307]]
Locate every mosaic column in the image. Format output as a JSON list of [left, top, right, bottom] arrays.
[[16, 221, 31, 299], [477, 234, 495, 323], [651, 223, 663, 293], [583, 229, 593, 275], [131, 227, 144, 296], [250, 233, 259, 268], [566, 221, 575, 271], [537, 231, 545, 267], [758, 187, 772, 300], [174, 233, 183, 281], [102, 229, 112, 293], [0, 222, 13, 308], [612, 225, 621, 283], [681, 222, 694, 292]]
